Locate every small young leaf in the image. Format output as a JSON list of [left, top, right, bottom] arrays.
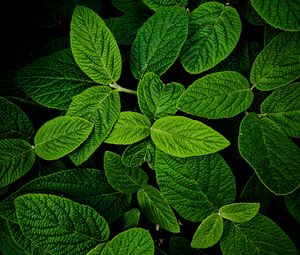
[[100, 228, 154, 255], [121, 208, 140, 231], [151, 116, 230, 157], [66, 86, 121, 165], [0, 139, 35, 187], [0, 97, 34, 140], [138, 72, 185, 120], [142, 0, 187, 11], [15, 49, 95, 110], [131, 7, 188, 79], [260, 83, 300, 137], [220, 214, 298, 255], [180, 2, 241, 74], [239, 113, 300, 195], [137, 185, 180, 233], [219, 203, 260, 223], [155, 150, 235, 221], [104, 151, 148, 193], [71, 5, 122, 84], [105, 112, 151, 145], [169, 237, 204, 255], [285, 189, 300, 224], [251, 32, 300, 90], [178, 71, 253, 119], [34, 116, 94, 160], [15, 194, 110, 255], [191, 213, 223, 249]]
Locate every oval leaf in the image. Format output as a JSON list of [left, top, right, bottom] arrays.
[[142, 0, 188, 11], [219, 203, 260, 223], [71, 5, 122, 84], [151, 116, 230, 157], [178, 71, 253, 119], [180, 2, 241, 74], [34, 116, 94, 160]]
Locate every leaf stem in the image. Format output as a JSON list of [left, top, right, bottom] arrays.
[[109, 82, 137, 95]]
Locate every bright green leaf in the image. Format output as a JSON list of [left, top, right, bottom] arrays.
[[87, 244, 106, 255], [251, 32, 300, 90], [71, 5, 122, 84], [191, 213, 223, 249], [219, 203, 260, 223], [138, 72, 185, 120], [178, 71, 253, 119], [100, 228, 154, 255], [137, 185, 180, 233], [180, 2, 241, 74], [105, 112, 151, 145], [142, 0, 187, 11], [238, 113, 300, 195], [285, 189, 300, 224], [104, 151, 148, 193], [151, 116, 230, 157], [121, 208, 140, 231], [15, 194, 110, 255], [155, 150, 235, 221], [131, 7, 188, 79], [66, 86, 120, 165], [0, 139, 35, 188]]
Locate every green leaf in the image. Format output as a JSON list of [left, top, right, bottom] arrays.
[[15, 49, 95, 110], [66, 86, 120, 165], [100, 228, 154, 255], [151, 116, 230, 157], [87, 244, 106, 255], [250, 32, 300, 90], [15, 194, 110, 255], [131, 7, 188, 79], [121, 208, 140, 231], [122, 140, 155, 167], [260, 83, 300, 137], [180, 2, 241, 74], [264, 25, 281, 46], [0, 139, 35, 188], [239, 113, 300, 195], [71, 5, 122, 84], [138, 72, 185, 120], [34, 116, 93, 160], [251, 0, 300, 31], [142, 0, 187, 11], [219, 203, 260, 223], [191, 213, 223, 249], [111, 0, 149, 14], [285, 189, 300, 224], [105, 112, 151, 145], [178, 71, 253, 119], [137, 185, 180, 233], [169, 237, 204, 255], [0, 97, 34, 140], [104, 151, 148, 193], [220, 214, 298, 255], [155, 150, 235, 221]]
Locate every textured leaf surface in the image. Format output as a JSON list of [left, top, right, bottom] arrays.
[[15, 194, 110, 255], [104, 151, 148, 193], [251, 32, 300, 90], [137, 185, 180, 233], [66, 86, 120, 165], [0, 139, 35, 187], [180, 2, 241, 74], [220, 214, 298, 255], [155, 150, 235, 221], [131, 7, 188, 79], [87, 244, 106, 255], [169, 237, 204, 255], [138, 72, 184, 120], [151, 116, 230, 157], [261, 83, 300, 137], [15, 49, 94, 110], [142, 0, 187, 11], [71, 5, 121, 84], [251, 0, 300, 31], [219, 203, 260, 223], [0, 97, 34, 140], [178, 71, 253, 119], [191, 213, 223, 249], [121, 208, 140, 231], [34, 116, 93, 160], [105, 112, 151, 145], [100, 228, 154, 255], [239, 113, 300, 195], [285, 189, 300, 224]]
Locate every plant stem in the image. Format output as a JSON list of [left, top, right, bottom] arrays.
[[109, 82, 137, 95]]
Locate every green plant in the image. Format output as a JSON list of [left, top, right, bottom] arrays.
[[0, 0, 299, 254]]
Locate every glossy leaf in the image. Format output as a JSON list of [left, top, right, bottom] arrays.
[[71, 5, 121, 84], [142, 0, 187, 11], [151, 116, 230, 157], [219, 203, 260, 223], [180, 2, 241, 74], [178, 71, 253, 119]]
